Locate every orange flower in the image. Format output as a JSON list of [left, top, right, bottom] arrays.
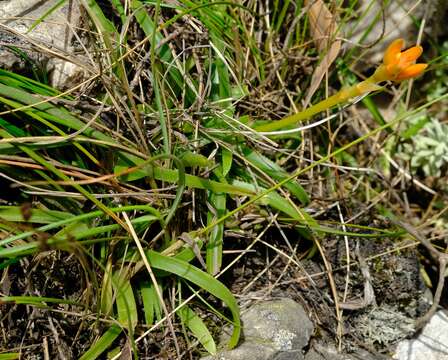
[[254, 38, 430, 132], [373, 39, 427, 82]]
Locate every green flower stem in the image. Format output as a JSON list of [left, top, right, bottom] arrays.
[[254, 77, 380, 132]]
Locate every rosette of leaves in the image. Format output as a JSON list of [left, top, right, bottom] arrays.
[[398, 118, 448, 177]]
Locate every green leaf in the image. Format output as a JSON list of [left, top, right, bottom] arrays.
[[231, 180, 315, 228], [362, 96, 387, 128], [0, 354, 20, 360], [113, 271, 138, 331], [79, 0, 118, 53], [401, 116, 429, 139], [0, 296, 81, 307], [178, 305, 217, 355], [0, 83, 110, 142], [0, 214, 159, 258], [140, 281, 163, 326], [100, 260, 113, 315], [0, 68, 60, 96], [79, 326, 122, 360], [0, 205, 160, 248], [242, 148, 310, 205], [146, 251, 240, 349], [114, 159, 254, 196], [221, 148, 233, 177], [180, 151, 212, 168], [0, 206, 74, 224], [206, 193, 225, 275]]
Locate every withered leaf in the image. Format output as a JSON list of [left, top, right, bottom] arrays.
[[304, 0, 342, 106]]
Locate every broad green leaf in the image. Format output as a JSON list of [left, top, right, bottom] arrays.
[[0, 83, 110, 142], [110, 0, 127, 24], [140, 281, 163, 326], [178, 305, 217, 355], [113, 271, 138, 331], [146, 251, 240, 349], [362, 96, 387, 128], [0, 68, 59, 96], [79, 0, 118, 53], [114, 159, 254, 196], [221, 148, 233, 177], [180, 151, 212, 168]]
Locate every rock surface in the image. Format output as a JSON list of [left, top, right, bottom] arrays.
[[304, 344, 381, 360], [242, 298, 314, 352], [203, 298, 314, 360], [0, 0, 87, 88], [393, 311, 448, 360]]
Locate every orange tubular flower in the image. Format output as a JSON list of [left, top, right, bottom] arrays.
[[373, 38, 428, 82], [254, 38, 429, 132]]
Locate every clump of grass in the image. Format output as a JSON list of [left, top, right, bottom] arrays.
[[0, 0, 447, 359]]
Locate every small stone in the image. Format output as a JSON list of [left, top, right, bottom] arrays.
[[393, 311, 448, 360], [201, 342, 277, 360], [202, 298, 313, 360], [0, 0, 87, 89], [242, 298, 314, 351], [273, 350, 304, 360], [304, 345, 379, 360]]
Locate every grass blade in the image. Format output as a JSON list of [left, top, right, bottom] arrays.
[[0, 353, 20, 360], [79, 325, 122, 360], [113, 271, 138, 331], [242, 148, 310, 205], [0, 206, 73, 223], [146, 251, 240, 349], [140, 281, 163, 326], [178, 305, 217, 355], [206, 193, 225, 275]]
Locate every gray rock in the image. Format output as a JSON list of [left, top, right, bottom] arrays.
[[304, 349, 327, 360], [202, 298, 313, 360], [305, 346, 355, 360], [304, 345, 380, 360], [242, 298, 314, 352], [203, 342, 277, 360], [393, 311, 448, 360], [273, 350, 304, 360], [0, 0, 87, 88]]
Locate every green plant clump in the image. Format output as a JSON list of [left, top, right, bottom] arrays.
[[1, 0, 447, 358], [398, 117, 448, 177]]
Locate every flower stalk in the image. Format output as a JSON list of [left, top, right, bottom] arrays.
[[254, 39, 427, 133]]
